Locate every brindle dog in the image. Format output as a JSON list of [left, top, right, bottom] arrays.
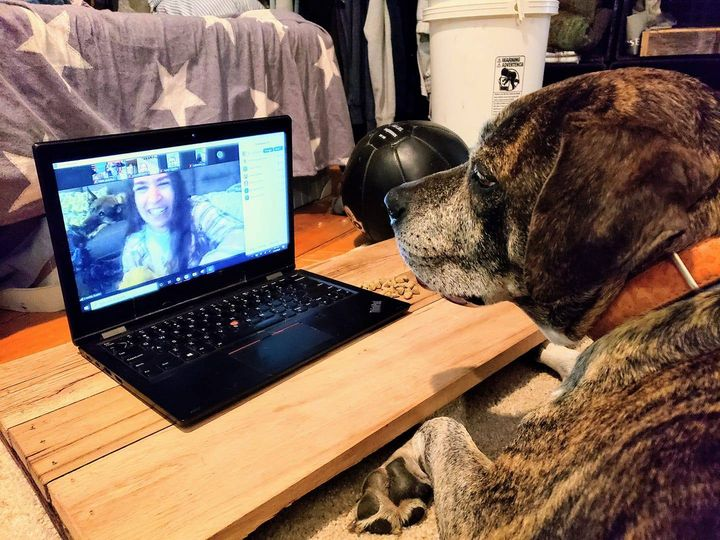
[[352, 68, 720, 537]]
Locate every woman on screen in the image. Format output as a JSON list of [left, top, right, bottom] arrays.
[[120, 171, 245, 288]]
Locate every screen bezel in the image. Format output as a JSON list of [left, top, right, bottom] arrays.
[[34, 117, 295, 342]]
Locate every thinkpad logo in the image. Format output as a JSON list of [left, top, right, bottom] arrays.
[[370, 300, 382, 314]]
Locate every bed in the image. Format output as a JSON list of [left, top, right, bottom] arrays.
[[0, 1, 355, 310]]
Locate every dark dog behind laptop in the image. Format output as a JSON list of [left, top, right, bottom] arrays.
[[352, 68, 720, 537]]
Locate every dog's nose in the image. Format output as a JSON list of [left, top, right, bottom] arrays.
[[384, 188, 406, 224]]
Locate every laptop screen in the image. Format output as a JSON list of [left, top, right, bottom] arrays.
[[51, 132, 290, 313]]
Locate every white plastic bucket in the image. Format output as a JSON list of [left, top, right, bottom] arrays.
[[424, 0, 558, 146]]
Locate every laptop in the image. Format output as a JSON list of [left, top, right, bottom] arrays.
[[33, 116, 409, 426]]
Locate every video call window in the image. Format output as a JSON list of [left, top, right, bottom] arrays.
[[55, 143, 248, 307], [166, 152, 180, 170], [137, 156, 160, 176]]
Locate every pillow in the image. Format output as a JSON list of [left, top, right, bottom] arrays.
[[147, 0, 265, 16]]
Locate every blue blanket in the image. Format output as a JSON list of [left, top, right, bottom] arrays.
[[0, 1, 353, 227]]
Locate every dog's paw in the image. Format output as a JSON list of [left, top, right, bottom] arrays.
[[350, 456, 433, 534]]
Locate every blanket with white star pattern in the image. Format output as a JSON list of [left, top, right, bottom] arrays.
[[0, 1, 354, 227]]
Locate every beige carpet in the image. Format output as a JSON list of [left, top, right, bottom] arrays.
[[0, 352, 557, 539], [0, 435, 61, 539]]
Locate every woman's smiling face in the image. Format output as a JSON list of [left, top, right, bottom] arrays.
[[133, 173, 175, 231]]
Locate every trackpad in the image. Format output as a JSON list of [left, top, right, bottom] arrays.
[[229, 323, 334, 376]]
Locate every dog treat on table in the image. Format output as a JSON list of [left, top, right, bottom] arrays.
[[359, 276, 422, 299]]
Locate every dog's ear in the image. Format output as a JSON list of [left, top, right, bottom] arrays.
[[524, 116, 719, 305]]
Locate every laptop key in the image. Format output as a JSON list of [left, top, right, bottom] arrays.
[[139, 364, 164, 378], [253, 314, 284, 330], [193, 342, 214, 354], [124, 350, 147, 364], [212, 336, 228, 348], [157, 355, 183, 370], [127, 356, 150, 369], [104, 339, 129, 352], [116, 346, 144, 360], [170, 346, 199, 362]]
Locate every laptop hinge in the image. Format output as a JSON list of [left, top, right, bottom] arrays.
[[101, 326, 127, 340], [266, 271, 284, 281]]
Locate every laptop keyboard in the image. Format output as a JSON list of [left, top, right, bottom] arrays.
[[102, 273, 354, 380]]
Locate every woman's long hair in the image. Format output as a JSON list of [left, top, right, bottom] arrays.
[[126, 171, 193, 274]]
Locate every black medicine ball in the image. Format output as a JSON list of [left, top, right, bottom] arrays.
[[342, 121, 469, 243]]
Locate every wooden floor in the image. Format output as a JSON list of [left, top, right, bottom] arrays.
[[0, 199, 365, 364]]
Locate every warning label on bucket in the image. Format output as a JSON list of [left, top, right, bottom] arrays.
[[491, 56, 525, 117]]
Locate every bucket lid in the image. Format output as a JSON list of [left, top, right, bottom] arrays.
[[424, 0, 558, 21]]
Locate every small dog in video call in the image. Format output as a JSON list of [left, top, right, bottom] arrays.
[[75, 189, 126, 237], [352, 68, 720, 537], [66, 189, 126, 286]]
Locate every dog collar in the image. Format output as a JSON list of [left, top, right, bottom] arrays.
[[589, 237, 720, 339]]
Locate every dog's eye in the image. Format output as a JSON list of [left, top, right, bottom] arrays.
[[470, 165, 498, 190]]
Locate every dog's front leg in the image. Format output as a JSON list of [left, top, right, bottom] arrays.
[[538, 337, 593, 381], [352, 417, 491, 537]]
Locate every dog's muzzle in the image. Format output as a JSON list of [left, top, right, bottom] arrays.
[[384, 185, 485, 306]]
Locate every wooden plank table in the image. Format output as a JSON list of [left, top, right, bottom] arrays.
[[0, 239, 543, 539]]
